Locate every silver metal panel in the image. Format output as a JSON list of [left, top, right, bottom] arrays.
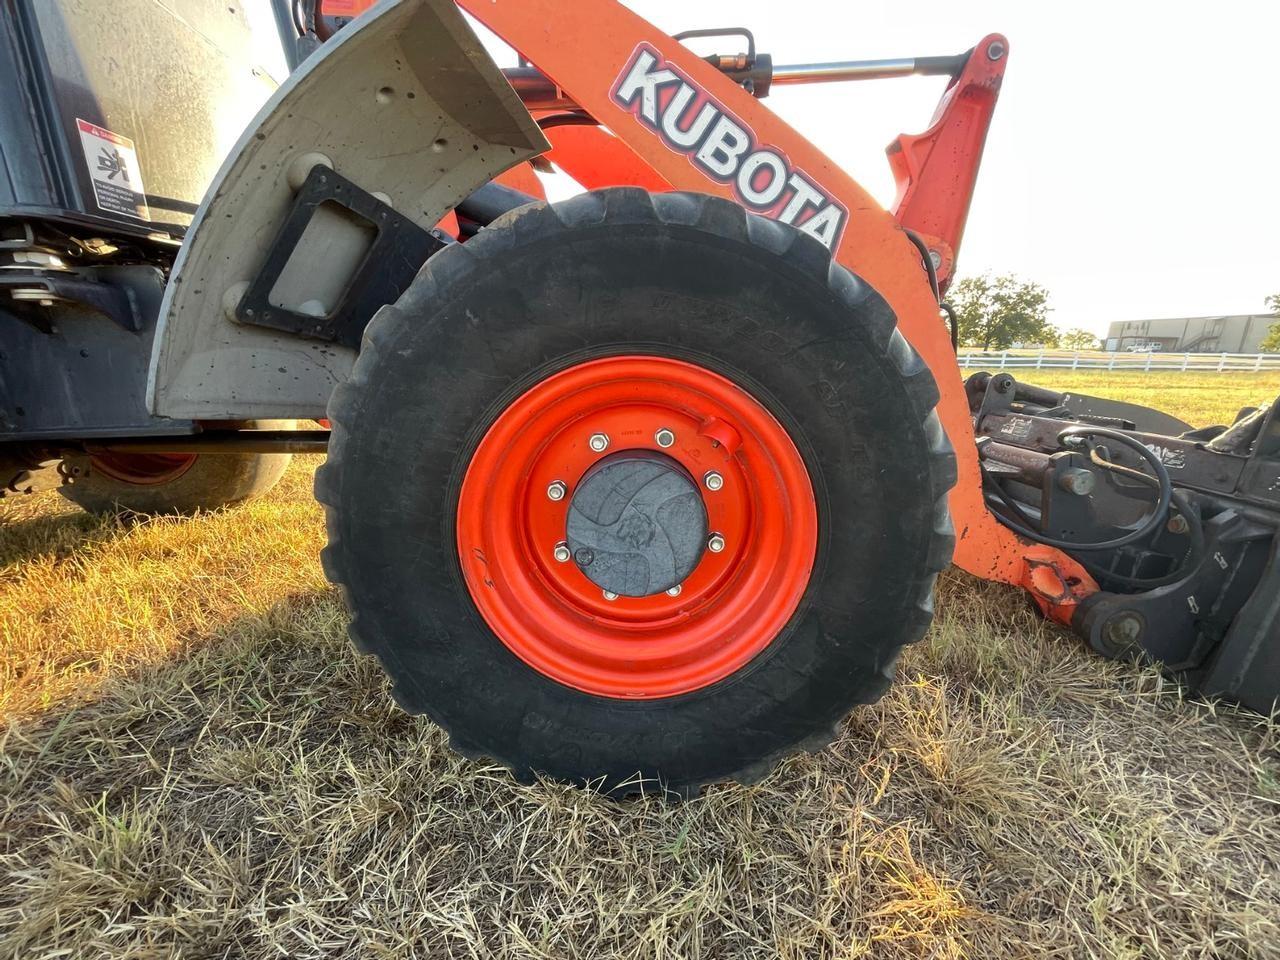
[[12, 0, 280, 233]]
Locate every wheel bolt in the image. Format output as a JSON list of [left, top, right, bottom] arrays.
[[666, 584, 682, 597], [603, 590, 619, 601], [589, 433, 610, 453], [546, 480, 567, 501], [703, 471, 724, 491], [553, 542, 571, 563], [707, 533, 726, 553], [655, 428, 676, 448]]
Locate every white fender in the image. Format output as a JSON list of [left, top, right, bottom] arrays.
[[147, 0, 547, 419]]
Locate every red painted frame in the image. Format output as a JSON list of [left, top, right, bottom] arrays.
[[888, 38, 1007, 292], [456, 0, 1096, 620]]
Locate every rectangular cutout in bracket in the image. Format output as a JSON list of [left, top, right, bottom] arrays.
[[235, 165, 447, 348], [268, 200, 377, 319]]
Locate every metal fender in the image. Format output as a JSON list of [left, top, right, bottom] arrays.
[[147, 0, 547, 419]]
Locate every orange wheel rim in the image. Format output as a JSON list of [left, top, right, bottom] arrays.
[[456, 356, 818, 699]]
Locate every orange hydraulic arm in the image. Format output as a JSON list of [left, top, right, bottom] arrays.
[[887, 37, 1009, 292]]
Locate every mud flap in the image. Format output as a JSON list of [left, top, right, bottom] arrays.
[[147, 0, 548, 420]]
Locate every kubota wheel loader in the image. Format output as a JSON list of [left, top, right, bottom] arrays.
[[2, 0, 1277, 797]]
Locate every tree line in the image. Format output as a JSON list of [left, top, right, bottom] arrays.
[[947, 273, 1096, 351], [1263, 294, 1280, 353], [949, 275, 1280, 353]]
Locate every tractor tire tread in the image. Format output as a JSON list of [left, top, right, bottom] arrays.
[[319, 188, 955, 799]]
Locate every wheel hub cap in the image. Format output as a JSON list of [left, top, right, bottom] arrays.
[[566, 451, 708, 598]]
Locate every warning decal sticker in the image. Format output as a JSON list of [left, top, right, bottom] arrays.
[[75, 119, 150, 222]]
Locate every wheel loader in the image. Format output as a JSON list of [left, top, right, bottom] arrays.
[[2, 0, 1277, 797]]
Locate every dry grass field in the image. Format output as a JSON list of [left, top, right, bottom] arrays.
[[2, 370, 1279, 958]]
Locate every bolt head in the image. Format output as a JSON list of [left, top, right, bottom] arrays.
[[665, 584, 682, 597], [553, 543, 571, 563], [602, 590, 619, 601], [546, 480, 567, 501], [655, 428, 676, 448], [703, 471, 724, 492], [986, 40, 1006, 61], [707, 533, 726, 553], [1103, 612, 1143, 655], [589, 433, 610, 453]]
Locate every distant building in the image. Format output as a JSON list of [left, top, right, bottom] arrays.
[[1104, 314, 1277, 353]]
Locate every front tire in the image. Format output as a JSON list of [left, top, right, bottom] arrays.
[[318, 189, 955, 797]]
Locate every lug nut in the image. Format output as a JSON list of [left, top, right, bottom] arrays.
[[707, 533, 726, 553], [703, 471, 724, 491], [553, 542, 571, 563], [665, 584, 682, 597], [602, 590, 619, 601], [546, 480, 567, 501], [655, 428, 676, 448], [589, 433, 610, 453]]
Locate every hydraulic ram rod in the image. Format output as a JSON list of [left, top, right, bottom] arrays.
[[502, 51, 972, 111], [769, 54, 969, 84]]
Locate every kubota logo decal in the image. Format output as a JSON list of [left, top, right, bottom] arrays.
[[611, 43, 848, 251]]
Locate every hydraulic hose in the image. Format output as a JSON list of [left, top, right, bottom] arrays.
[[1077, 490, 1205, 587], [984, 425, 1173, 552], [902, 229, 957, 349]]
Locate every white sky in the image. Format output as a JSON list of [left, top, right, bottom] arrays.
[[480, 0, 1280, 336]]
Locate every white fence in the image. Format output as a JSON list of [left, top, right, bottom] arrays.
[[957, 350, 1280, 373]]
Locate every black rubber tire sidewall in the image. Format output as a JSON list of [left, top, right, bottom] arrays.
[[324, 193, 951, 794]]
